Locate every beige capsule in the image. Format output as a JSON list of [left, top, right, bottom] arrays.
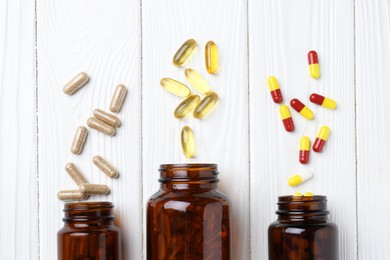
[[93, 155, 119, 179], [93, 109, 121, 127], [87, 117, 116, 136], [63, 72, 89, 95], [70, 126, 88, 154], [193, 92, 219, 119], [57, 190, 89, 201], [174, 95, 201, 119], [65, 163, 88, 186], [80, 183, 110, 195], [181, 126, 196, 158], [110, 84, 127, 113]]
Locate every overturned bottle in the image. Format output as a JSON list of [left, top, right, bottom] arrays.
[[147, 164, 231, 259], [268, 195, 338, 260]]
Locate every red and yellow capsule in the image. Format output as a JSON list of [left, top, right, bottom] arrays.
[[299, 136, 311, 164], [310, 93, 337, 110], [290, 98, 314, 120], [308, 50, 320, 79], [267, 76, 283, 103], [279, 105, 294, 132], [313, 126, 330, 152]]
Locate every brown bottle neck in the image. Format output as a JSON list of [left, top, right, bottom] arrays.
[[62, 201, 114, 226], [276, 195, 329, 223], [159, 163, 219, 192]]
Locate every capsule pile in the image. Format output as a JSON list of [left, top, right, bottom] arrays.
[[161, 39, 220, 158], [58, 74, 126, 201], [268, 50, 337, 187]]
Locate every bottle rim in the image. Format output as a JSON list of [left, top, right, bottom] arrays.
[[159, 163, 218, 183]]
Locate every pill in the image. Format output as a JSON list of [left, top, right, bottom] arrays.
[[173, 39, 197, 67], [174, 95, 201, 119], [70, 126, 88, 155], [205, 41, 219, 74], [110, 84, 127, 113], [267, 76, 283, 103], [304, 192, 314, 196], [193, 92, 218, 119], [57, 190, 89, 201], [80, 184, 110, 195], [310, 93, 337, 110], [87, 117, 116, 136], [65, 163, 88, 186], [299, 136, 311, 164], [293, 192, 302, 197], [93, 109, 121, 127], [308, 50, 320, 79], [93, 155, 119, 179], [63, 72, 89, 95], [160, 78, 191, 97], [313, 126, 330, 152], [279, 105, 295, 132], [181, 126, 195, 158], [184, 68, 211, 94], [288, 170, 313, 186], [290, 98, 314, 120]]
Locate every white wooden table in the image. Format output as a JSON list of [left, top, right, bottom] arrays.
[[0, 0, 389, 259]]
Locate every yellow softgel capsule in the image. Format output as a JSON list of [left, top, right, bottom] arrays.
[[181, 126, 195, 158], [193, 92, 218, 119], [160, 78, 191, 97], [205, 41, 219, 74], [288, 170, 313, 186], [173, 39, 197, 67], [174, 95, 201, 119], [293, 192, 302, 197], [304, 192, 314, 197], [184, 68, 211, 95]]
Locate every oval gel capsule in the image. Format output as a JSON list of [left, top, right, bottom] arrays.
[[299, 136, 311, 164], [267, 76, 283, 103], [288, 170, 313, 186], [290, 98, 314, 120], [193, 92, 218, 119], [184, 68, 211, 94], [308, 50, 320, 79], [279, 105, 294, 132], [173, 39, 197, 67], [181, 126, 195, 158], [174, 95, 201, 119], [310, 93, 337, 110], [313, 126, 330, 152], [160, 78, 191, 97], [205, 41, 219, 74]]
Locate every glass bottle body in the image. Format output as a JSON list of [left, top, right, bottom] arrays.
[[57, 201, 121, 260], [268, 195, 338, 260], [147, 164, 231, 260]]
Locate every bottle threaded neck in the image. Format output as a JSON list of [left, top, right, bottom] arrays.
[[63, 201, 114, 223], [159, 163, 218, 182]]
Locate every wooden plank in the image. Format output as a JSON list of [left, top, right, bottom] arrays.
[[356, 0, 390, 258], [248, 0, 357, 258], [0, 0, 38, 259], [142, 0, 249, 258], [37, 0, 142, 259]]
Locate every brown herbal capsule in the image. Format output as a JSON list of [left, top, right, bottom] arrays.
[[110, 84, 127, 113], [93, 109, 121, 127], [65, 163, 88, 186], [80, 184, 110, 195], [93, 155, 119, 179], [70, 126, 88, 154], [57, 190, 89, 201], [63, 72, 89, 95], [87, 117, 116, 136]]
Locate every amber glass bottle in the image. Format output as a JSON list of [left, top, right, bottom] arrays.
[[58, 201, 121, 260], [268, 195, 338, 260], [147, 163, 231, 260]]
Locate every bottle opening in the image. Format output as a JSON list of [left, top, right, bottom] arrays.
[[63, 201, 114, 222], [276, 195, 329, 221], [159, 163, 218, 182]]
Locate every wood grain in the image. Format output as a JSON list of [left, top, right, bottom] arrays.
[[248, 0, 357, 258], [356, 0, 390, 258], [142, 0, 250, 258], [0, 0, 38, 259], [37, 0, 142, 259]]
